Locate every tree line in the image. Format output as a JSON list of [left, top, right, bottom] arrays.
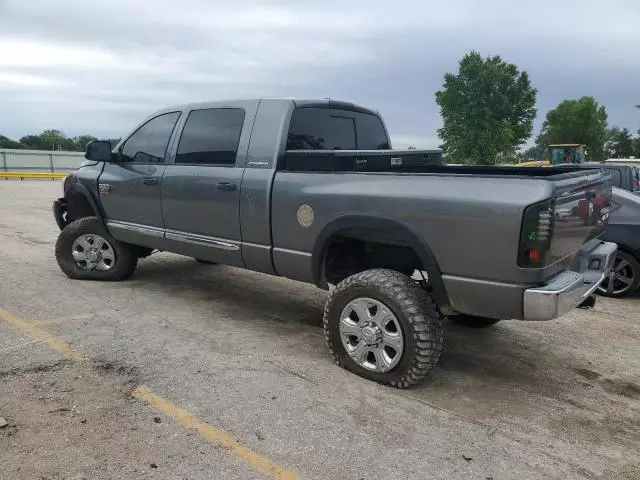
[[435, 51, 640, 163], [521, 100, 640, 162], [0, 129, 120, 152]]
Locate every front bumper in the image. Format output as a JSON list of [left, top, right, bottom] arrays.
[[523, 241, 617, 321], [52, 198, 68, 230]]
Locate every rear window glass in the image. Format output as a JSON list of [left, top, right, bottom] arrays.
[[356, 112, 390, 149], [286, 108, 389, 151], [287, 108, 356, 150]]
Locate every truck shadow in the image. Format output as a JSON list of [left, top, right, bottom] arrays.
[[133, 257, 326, 328]]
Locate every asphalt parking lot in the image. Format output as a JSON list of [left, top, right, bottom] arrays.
[[1, 181, 639, 480]]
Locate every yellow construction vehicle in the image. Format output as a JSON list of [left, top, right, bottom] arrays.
[[518, 144, 586, 167], [548, 144, 585, 165], [517, 160, 550, 167]]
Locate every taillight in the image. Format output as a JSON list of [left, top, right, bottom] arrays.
[[518, 198, 555, 268]]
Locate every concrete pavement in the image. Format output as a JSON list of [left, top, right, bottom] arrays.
[[1, 180, 639, 479]]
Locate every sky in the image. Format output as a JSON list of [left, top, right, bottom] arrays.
[[0, 0, 639, 149]]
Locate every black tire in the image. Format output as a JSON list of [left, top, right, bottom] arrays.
[[323, 269, 444, 388], [55, 216, 137, 281], [449, 315, 501, 328], [134, 246, 155, 259], [194, 258, 216, 265], [597, 250, 640, 298]]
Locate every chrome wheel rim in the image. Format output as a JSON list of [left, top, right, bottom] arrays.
[[339, 297, 404, 373], [71, 234, 116, 271], [598, 255, 636, 296]]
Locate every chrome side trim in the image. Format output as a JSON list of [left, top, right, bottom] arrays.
[[107, 221, 242, 252], [272, 246, 312, 257], [165, 229, 240, 251], [106, 220, 164, 238]]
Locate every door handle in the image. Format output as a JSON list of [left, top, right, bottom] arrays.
[[216, 182, 237, 191], [142, 177, 159, 185]]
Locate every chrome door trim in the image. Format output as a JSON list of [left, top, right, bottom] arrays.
[[107, 221, 242, 252], [165, 229, 240, 251], [106, 220, 164, 238]]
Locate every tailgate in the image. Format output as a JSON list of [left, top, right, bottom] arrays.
[[549, 170, 612, 264]]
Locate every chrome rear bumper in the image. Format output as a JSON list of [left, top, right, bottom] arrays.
[[523, 241, 617, 321]]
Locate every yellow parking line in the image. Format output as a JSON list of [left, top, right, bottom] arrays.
[[0, 308, 299, 480], [133, 387, 299, 480], [35, 314, 95, 326], [0, 308, 84, 363], [0, 339, 43, 353]]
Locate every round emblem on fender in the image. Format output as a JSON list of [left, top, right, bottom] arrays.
[[297, 204, 315, 228]]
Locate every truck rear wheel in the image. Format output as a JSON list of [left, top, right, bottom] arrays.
[[449, 315, 501, 328], [55, 216, 138, 281], [323, 269, 444, 388]]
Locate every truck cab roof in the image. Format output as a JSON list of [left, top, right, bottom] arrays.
[[155, 98, 380, 117]]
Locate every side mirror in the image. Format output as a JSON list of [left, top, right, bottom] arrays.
[[85, 140, 113, 162]]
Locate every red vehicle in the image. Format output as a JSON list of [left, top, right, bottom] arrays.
[[575, 193, 610, 227]]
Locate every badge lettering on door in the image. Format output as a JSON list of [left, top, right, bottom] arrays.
[[98, 183, 111, 196]]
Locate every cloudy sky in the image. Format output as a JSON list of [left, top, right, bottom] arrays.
[[1, 0, 639, 148]]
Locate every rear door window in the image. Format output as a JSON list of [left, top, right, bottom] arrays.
[[121, 111, 181, 163], [176, 108, 245, 165]]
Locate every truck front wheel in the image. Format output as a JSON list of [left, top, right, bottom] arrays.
[[55, 216, 138, 281], [323, 269, 444, 388]]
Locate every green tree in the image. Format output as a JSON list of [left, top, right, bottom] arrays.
[[521, 144, 547, 161], [19, 134, 47, 150], [605, 127, 634, 158], [73, 135, 98, 151], [7, 131, 119, 151], [435, 51, 537, 164], [633, 135, 640, 159], [40, 129, 79, 151], [536, 97, 608, 161], [105, 138, 122, 149], [0, 135, 24, 149], [604, 127, 620, 159]]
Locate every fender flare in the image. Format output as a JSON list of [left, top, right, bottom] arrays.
[[66, 182, 105, 222], [311, 215, 450, 309]]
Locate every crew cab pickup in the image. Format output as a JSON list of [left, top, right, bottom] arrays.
[[52, 98, 617, 388]]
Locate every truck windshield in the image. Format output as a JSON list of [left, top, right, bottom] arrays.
[[287, 108, 390, 150]]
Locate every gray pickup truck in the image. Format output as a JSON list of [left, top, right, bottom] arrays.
[[52, 98, 617, 388]]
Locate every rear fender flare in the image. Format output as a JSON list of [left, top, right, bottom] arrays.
[[312, 215, 450, 309]]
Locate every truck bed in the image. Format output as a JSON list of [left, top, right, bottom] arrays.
[[283, 149, 609, 180], [272, 158, 612, 285]]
